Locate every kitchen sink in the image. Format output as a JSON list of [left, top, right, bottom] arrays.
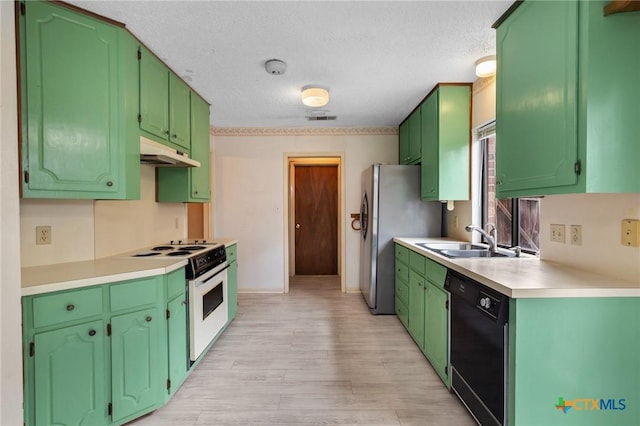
[[438, 249, 516, 258], [416, 242, 518, 258], [416, 242, 487, 251]]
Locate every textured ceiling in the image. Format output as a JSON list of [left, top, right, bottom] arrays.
[[70, 1, 511, 128]]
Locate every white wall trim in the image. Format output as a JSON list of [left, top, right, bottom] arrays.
[[213, 127, 397, 137]]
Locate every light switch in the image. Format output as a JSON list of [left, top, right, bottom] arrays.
[[550, 224, 565, 243], [621, 219, 640, 247]]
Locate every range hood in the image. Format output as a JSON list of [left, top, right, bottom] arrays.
[[140, 136, 200, 168]]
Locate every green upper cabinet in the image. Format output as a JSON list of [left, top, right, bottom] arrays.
[[139, 50, 170, 143], [139, 48, 191, 153], [399, 111, 421, 165], [19, 1, 139, 199], [495, 0, 640, 197], [169, 74, 191, 151], [420, 84, 471, 201], [157, 93, 211, 202]]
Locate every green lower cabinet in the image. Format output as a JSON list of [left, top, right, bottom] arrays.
[[423, 281, 448, 384], [395, 243, 450, 388], [110, 307, 164, 422], [167, 294, 188, 396], [228, 261, 238, 321], [226, 244, 238, 322], [408, 270, 425, 348], [22, 268, 193, 426], [34, 320, 108, 426], [508, 297, 640, 426]]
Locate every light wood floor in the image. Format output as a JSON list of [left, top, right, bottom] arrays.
[[132, 276, 475, 425]]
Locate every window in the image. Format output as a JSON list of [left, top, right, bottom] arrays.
[[479, 123, 540, 253]]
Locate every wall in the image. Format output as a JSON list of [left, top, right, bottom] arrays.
[[213, 129, 397, 292], [20, 166, 187, 266], [540, 193, 640, 282], [0, 1, 24, 423], [446, 75, 640, 283], [94, 165, 186, 258]]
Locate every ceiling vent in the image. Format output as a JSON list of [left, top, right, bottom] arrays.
[[307, 115, 337, 121]]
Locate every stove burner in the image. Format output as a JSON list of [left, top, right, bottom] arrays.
[[166, 251, 191, 256], [152, 246, 175, 251], [133, 252, 161, 257], [181, 246, 206, 251]]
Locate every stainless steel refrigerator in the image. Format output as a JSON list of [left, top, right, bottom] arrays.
[[359, 164, 442, 314]]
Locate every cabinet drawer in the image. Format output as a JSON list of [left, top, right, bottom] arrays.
[[409, 250, 426, 275], [426, 258, 448, 289], [226, 244, 237, 263], [395, 244, 409, 264], [32, 287, 103, 329], [396, 278, 409, 306], [395, 296, 409, 329], [110, 277, 160, 312], [395, 261, 409, 283]]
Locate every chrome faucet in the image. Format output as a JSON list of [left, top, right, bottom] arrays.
[[465, 223, 498, 253]]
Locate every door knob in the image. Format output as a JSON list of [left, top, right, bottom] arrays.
[[295, 224, 301, 229]]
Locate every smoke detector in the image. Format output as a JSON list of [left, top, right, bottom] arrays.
[[264, 59, 287, 75]]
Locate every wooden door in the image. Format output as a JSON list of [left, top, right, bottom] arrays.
[[294, 165, 338, 275]]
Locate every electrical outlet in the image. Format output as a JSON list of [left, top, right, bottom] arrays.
[[550, 224, 565, 243], [36, 226, 52, 245], [570, 225, 582, 246], [621, 219, 640, 247]]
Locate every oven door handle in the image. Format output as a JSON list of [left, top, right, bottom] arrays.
[[193, 264, 230, 287]]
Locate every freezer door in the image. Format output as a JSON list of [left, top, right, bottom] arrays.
[[359, 165, 377, 309]]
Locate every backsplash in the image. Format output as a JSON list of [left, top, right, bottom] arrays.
[[539, 193, 640, 282], [20, 165, 186, 267]]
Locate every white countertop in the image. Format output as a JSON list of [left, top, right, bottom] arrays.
[[21, 257, 187, 296], [21, 238, 239, 297], [394, 237, 640, 298]]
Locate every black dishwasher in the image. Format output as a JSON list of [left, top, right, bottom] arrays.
[[445, 270, 509, 426]]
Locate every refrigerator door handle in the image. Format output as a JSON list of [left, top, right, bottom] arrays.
[[361, 192, 369, 240]]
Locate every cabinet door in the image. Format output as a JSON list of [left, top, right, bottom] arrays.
[[408, 110, 422, 163], [424, 282, 449, 384], [169, 74, 191, 151], [228, 260, 238, 321], [34, 320, 107, 426], [496, 1, 579, 195], [190, 94, 211, 200], [140, 49, 170, 141], [23, 1, 121, 196], [420, 93, 438, 200], [408, 270, 425, 349], [399, 120, 410, 164], [111, 308, 163, 422], [167, 295, 188, 395]]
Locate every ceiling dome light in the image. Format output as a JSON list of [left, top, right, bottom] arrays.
[[475, 55, 497, 78], [301, 87, 329, 107]]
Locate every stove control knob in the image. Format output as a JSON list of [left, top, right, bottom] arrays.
[[170, 240, 174, 245], [480, 297, 492, 309]]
